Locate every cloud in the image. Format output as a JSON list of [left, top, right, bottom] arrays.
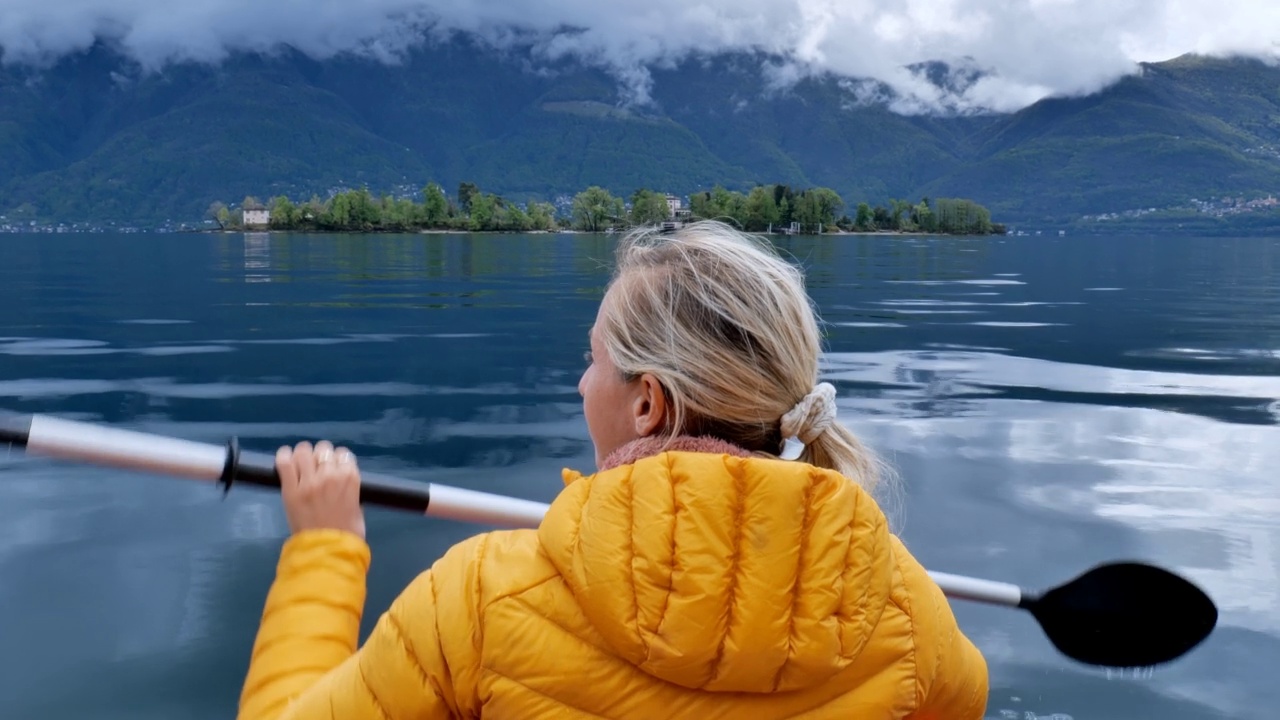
[[0, 0, 1277, 113]]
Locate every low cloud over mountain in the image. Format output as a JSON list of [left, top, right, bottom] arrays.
[[1, 0, 1277, 114]]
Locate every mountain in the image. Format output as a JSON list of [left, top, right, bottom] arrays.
[[1, 37, 1278, 226], [922, 54, 1280, 221]]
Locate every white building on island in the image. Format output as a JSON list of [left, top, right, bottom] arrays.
[[243, 209, 271, 228]]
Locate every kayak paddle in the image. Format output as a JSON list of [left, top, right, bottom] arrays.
[[0, 410, 1218, 669]]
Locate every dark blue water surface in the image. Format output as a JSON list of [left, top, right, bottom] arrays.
[[1, 231, 1278, 719]]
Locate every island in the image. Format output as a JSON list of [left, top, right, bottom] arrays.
[[207, 182, 1004, 236]]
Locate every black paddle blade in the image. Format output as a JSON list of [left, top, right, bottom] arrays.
[[1021, 561, 1218, 668]]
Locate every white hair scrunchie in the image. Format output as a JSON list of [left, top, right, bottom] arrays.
[[778, 382, 837, 460]]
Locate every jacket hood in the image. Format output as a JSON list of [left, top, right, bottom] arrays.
[[539, 436, 894, 694]]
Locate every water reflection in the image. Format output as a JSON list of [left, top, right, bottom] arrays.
[[243, 233, 271, 283], [219, 232, 598, 284]]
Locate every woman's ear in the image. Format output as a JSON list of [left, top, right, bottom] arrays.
[[631, 373, 669, 437]]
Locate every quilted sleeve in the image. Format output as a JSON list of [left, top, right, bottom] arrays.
[[908, 617, 989, 720], [890, 538, 990, 720], [236, 529, 488, 720]]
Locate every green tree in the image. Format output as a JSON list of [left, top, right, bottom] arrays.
[[744, 185, 781, 231], [496, 200, 531, 231], [854, 202, 874, 230], [629, 189, 671, 225], [689, 191, 712, 220], [689, 186, 748, 226], [457, 182, 479, 215], [422, 183, 449, 226], [773, 185, 797, 224], [792, 187, 843, 230], [715, 186, 748, 226], [889, 198, 914, 231], [207, 201, 229, 229], [347, 189, 381, 229], [933, 198, 993, 234], [527, 202, 556, 231], [301, 196, 325, 225], [380, 196, 415, 230], [469, 193, 497, 230], [268, 196, 298, 229], [572, 187, 624, 231], [912, 199, 936, 232], [324, 193, 351, 229]]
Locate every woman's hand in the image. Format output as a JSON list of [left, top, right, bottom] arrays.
[[275, 440, 366, 540]]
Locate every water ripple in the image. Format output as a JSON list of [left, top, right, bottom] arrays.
[[823, 349, 1280, 407]]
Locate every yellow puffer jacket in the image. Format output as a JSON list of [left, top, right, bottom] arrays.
[[237, 450, 988, 719]]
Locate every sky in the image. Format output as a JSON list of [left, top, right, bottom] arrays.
[[0, 0, 1276, 114]]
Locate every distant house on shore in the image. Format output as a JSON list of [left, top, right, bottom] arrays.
[[243, 208, 271, 228], [664, 194, 682, 218], [661, 194, 692, 232]]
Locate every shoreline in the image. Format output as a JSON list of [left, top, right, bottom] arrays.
[[198, 227, 1004, 237]]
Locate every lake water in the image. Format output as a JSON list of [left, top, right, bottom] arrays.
[[1, 231, 1277, 719]]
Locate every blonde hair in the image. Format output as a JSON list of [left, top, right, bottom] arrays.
[[597, 220, 893, 496]]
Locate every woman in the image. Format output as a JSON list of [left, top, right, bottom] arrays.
[[237, 221, 989, 719]]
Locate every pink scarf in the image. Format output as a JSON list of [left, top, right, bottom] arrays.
[[598, 435, 754, 472]]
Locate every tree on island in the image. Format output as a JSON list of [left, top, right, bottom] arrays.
[[423, 183, 449, 225], [629, 189, 670, 226], [572, 187, 625, 232], [456, 182, 479, 215], [206, 201, 231, 230]]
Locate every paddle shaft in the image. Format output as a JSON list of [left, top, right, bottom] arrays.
[[1, 413, 548, 530], [0, 412, 1025, 608]]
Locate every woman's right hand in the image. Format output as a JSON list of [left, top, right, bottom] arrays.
[[275, 440, 366, 540]]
